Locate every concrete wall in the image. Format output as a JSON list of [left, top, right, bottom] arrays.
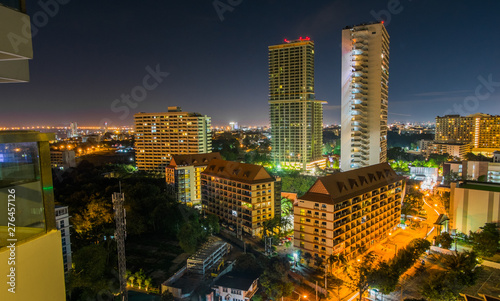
[[451, 184, 500, 233], [0, 230, 66, 301]]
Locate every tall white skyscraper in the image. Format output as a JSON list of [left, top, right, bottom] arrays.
[[341, 22, 390, 171]]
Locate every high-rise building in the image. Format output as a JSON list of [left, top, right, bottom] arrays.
[[341, 22, 390, 171], [134, 106, 212, 174], [201, 159, 281, 236], [166, 152, 222, 206], [69, 122, 78, 138], [268, 37, 326, 170], [55, 206, 72, 274], [293, 163, 404, 262], [0, 132, 66, 300], [435, 113, 500, 156]]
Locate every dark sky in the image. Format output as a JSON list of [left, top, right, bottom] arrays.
[[2, 0, 500, 127]]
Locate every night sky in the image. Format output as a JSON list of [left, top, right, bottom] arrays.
[[1, 0, 500, 127]]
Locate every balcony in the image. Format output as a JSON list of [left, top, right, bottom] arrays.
[[0, 1, 32, 83]]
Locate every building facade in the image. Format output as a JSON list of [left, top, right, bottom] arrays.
[[423, 142, 471, 160], [50, 150, 76, 170], [0, 131, 66, 300], [134, 107, 212, 174], [0, 0, 32, 83], [436, 113, 500, 156], [166, 152, 222, 205], [341, 22, 390, 171], [294, 163, 404, 261], [201, 159, 281, 236], [55, 206, 72, 273], [450, 181, 500, 234], [268, 38, 326, 170]]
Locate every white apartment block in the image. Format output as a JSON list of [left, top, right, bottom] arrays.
[[341, 22, 390, 171], [55, 206, 72, 273]]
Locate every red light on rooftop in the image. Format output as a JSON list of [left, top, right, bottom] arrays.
[[381, 21, 385, 24], [284, 38, 289, 43], [305, 36, 310, 40]]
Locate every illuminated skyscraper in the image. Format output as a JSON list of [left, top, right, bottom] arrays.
[[269, 38, 326, 170], [341, 22, 390, 171]]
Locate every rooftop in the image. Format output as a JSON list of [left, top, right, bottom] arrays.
[[202, 159, 275, 184], [300, 163, 403, 204], [214, 272, 256, 291], [458, 181, 500, 193], [169, 152, 222, 168]]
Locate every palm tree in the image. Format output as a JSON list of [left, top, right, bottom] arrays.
[[128, 274, 135, 287], [327, 253, 347, 275], [343, 251, 377, 301], [144, 277, 152, 291], [135, 269, 146, 289], [281, 198, 294, 216], [432, 251, 479, 286]]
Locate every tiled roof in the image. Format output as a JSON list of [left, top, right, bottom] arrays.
[[300, 163, 403, 204], [169, 152, 221, 167], [202, 159, 274, 184]]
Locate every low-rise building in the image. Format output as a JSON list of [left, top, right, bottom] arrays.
[[294, 163, 404, 261], [450, 181, 500, 234], [50, 150, 76, 170], [213, 272, 259, 301], [424, 142, 470, 160], [443, 161, 500, 183], [166, 152, 221, 205], [201, 159, 281, 236]]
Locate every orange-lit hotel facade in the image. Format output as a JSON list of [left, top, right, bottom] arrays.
[[294, 163, 404, 261]]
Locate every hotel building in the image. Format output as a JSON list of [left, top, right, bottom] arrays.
[[294, 163, 404, 261], [201, 159, 281, 236], [341, 22, 390, 171], [436, 113, 500, 156], [166, 152, 222, 206], [134, 107, 212, 174], [268, 37, 326, 170]]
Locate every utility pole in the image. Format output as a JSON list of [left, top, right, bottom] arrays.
[[113, 192, 128, 301], [316, 280, 318, 301]]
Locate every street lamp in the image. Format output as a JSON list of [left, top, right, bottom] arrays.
[[299, 295, 307, 301]]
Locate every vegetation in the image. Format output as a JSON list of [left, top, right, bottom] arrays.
[[470, 223, 500, 257], [435, 232, 453, 250], [274, 170, 317, 196], [343, 251, 377, 301], [56, 161, 218, 300], [422, 251, 481, 300], [401, 182, 424, 221], [259, 257, 294, 300], [371, 238, 431, 295]]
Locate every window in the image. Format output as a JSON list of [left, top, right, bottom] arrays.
[[0, 141, 46, 248]]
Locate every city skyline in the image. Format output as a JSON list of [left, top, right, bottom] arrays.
[[1, 1, 500, 127]]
